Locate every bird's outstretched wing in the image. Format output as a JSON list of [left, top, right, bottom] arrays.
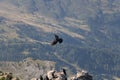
[[51, 40, 58, 46], [54, 34, 59, 40]]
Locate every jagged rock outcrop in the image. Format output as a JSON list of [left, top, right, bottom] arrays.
[[0, 58, 92, 80], [31, 69, 92, 80], [70, 70, 92, 80]]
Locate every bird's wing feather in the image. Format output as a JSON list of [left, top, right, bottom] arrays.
[[51, 40, 58, 45], [54, 34, 59, 40]]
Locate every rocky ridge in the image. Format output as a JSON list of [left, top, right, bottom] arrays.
[[0, 58, 92, 80], [31, 69, 92, 80]]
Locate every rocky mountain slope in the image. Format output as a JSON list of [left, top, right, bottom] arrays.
[[0, 58, 56, 80], [0, 0, 120, 79]]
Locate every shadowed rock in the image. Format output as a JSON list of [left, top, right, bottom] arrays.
[[47, 69, 56, 80]]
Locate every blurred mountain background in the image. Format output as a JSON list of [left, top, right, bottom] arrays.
[[0, 0, 120, 80]]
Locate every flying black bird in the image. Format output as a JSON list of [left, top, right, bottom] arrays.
[[51, 34, 63, 46]]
